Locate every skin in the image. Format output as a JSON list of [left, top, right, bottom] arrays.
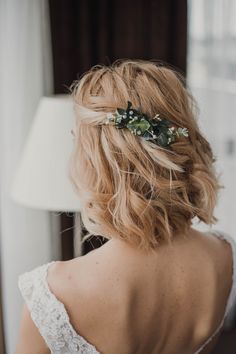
[[15, 227, 233, 354]]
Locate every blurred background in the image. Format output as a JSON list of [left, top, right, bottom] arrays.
[[0, 0, 235, 353]]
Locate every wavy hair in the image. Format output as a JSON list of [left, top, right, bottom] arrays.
[[69, 59, 221, 252]]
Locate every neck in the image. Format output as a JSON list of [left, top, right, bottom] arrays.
[[92, 226, 198, 260]]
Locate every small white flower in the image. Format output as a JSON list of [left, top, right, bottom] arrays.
[[178, 127, 189, 137], [153, 113, 160, 119], [106, 112, 114, 120]]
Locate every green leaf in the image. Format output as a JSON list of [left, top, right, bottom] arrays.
[[127, 118, 151, 134], [117, 108, 126, 115], [156, 132, 169, 147]]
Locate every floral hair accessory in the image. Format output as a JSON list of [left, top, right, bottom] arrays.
[[104, 101, 189, 148]]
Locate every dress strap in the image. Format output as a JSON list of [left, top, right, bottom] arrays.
[[193, 230, 236, 354], [18, 262, 100, 354], [210, 230, 236, 319]]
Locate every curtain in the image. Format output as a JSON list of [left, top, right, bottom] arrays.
[[0, 1, 55, 352], [188, 0, 236, 238], [49, 0, 188, 256], [187, 0, 236, 331], [49, 0, 187, 92]]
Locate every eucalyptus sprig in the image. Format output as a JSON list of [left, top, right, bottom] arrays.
[[105, 101, 189, 148]]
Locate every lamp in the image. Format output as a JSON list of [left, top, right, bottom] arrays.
[[10, 95, 81, 212]]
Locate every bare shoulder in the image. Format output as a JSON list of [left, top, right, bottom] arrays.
[[192, 230, 233, 293], [46, 252, 104, 307], [205, 231, 233, 267], [46, 253, 107, 336], [46, 257, 88, 302], [193, 229, 232, 264]]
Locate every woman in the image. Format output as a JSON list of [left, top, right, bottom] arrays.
[[15, 60, 236, 354]]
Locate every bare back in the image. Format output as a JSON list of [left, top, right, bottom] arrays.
[[47, 228, 233, 354]]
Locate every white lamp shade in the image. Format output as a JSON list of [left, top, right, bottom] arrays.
[[10, 95, 82, 212]]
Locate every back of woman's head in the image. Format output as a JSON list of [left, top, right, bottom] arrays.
[[69, 59, 221, 252]]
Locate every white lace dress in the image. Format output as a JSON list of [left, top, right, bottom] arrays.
[[18, 230, 236, 354], [18, 261, 100, 354]]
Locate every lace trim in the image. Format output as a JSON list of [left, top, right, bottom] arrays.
[[193, 230, 236, 354], [211, 231, 236, 317], [18, 262, 100, 354]]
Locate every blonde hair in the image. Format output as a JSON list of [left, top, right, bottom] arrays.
[[69, 59, 221, 253]]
